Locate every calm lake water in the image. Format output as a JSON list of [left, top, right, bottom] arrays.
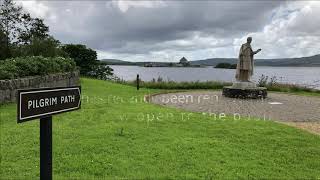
[[110, 65, 320, 89]]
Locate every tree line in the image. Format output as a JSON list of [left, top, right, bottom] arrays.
[[0, 0, 113, 79]]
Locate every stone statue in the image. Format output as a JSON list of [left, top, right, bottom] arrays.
[[223, 37, 267, 98], [235, 37, 261, 82]]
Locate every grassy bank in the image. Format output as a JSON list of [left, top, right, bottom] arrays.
[[122, 80, 320, 96], [1, 78, 320, 179], [124, 80, 232, 90]]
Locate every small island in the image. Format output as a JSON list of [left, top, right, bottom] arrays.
[[144, 57, 202, 67], [214, 63, 237, 69]]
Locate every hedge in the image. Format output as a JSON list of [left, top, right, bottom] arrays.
[[0, 56, 76, 80]]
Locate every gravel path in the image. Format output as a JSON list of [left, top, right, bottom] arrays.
[[150, 91, 320, 133]]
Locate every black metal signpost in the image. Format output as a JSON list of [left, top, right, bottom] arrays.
[[17, 86, 81, 180], [137, 74, 140, 90]]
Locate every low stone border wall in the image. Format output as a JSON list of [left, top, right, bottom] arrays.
[[0, 71, 80, 104]]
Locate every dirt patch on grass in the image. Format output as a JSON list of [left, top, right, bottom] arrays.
[[284, 122, 320, 135]]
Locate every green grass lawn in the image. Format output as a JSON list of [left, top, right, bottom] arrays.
[[1, 78, 320, 179]]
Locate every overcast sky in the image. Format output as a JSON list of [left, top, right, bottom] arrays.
[[18, 0, 320, 62]]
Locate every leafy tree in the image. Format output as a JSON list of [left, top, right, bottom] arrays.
[[12, 36, 67, 58], [0, 0, 24, 58], [30, 18, 49, 39], [18, 17, 49, 44], [0, 26, 7, 60], [89, 62, 114, 80], [17, 13, 33, 45], [62, 44, 114, 77], [61, 44, 98, 75], [0, 0, 51, 59]]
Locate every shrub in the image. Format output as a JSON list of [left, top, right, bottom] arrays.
[[257, 74, 269, 87], [0, 56, 76, 80], [0, 61, 18, 79], [258, 74, 318, 93], [87, 64, 114, 80]]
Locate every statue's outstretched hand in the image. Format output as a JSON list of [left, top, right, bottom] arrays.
[[255, 49, 262, 54]]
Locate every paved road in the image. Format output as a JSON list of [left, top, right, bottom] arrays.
[[150, 91, 320, 133]]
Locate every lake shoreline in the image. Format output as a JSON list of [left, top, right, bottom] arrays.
[[110, 65, 320, 90]]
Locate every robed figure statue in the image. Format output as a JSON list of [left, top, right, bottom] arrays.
[[235, 37, 261, 82]]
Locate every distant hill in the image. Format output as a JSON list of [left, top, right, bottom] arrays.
[[100, 59, 135, 65], [100, 59, 171, 66], [191, 54, 320, 67], [255, 54, 320, 67], [190, 58, 237, 66], [100, 54, 320, 67]]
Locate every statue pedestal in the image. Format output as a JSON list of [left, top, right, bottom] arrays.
[[222, 81, 267, 99]]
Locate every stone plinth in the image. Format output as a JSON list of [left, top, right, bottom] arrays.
[[232, 81, 257, 89], [222, 81, 267, 99]]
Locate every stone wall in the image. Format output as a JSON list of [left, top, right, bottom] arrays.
[[0, 71, 80, 104]]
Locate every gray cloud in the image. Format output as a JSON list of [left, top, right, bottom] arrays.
[[20, 1, 319, 61]]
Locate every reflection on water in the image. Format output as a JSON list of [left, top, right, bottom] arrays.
[[110, 65, 320, 89]]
